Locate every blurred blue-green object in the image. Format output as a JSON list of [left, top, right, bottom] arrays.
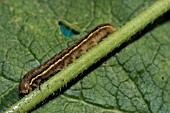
[[59, 23, 79, 38]]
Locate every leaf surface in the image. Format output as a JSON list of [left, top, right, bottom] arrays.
[[0, 0, 170, 113]]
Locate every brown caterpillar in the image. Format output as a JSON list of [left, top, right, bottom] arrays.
[[19, 23, 116, 94]]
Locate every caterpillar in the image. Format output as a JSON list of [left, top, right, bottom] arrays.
[[19, 23, 116, 95]]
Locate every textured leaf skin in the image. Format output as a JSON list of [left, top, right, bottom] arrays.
[[0, 0, 170, 113]]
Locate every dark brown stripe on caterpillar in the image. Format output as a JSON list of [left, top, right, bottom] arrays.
[[19, 23, 116, 94]]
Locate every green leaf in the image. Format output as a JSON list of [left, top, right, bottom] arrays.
[[1, 0, 170, 113]]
